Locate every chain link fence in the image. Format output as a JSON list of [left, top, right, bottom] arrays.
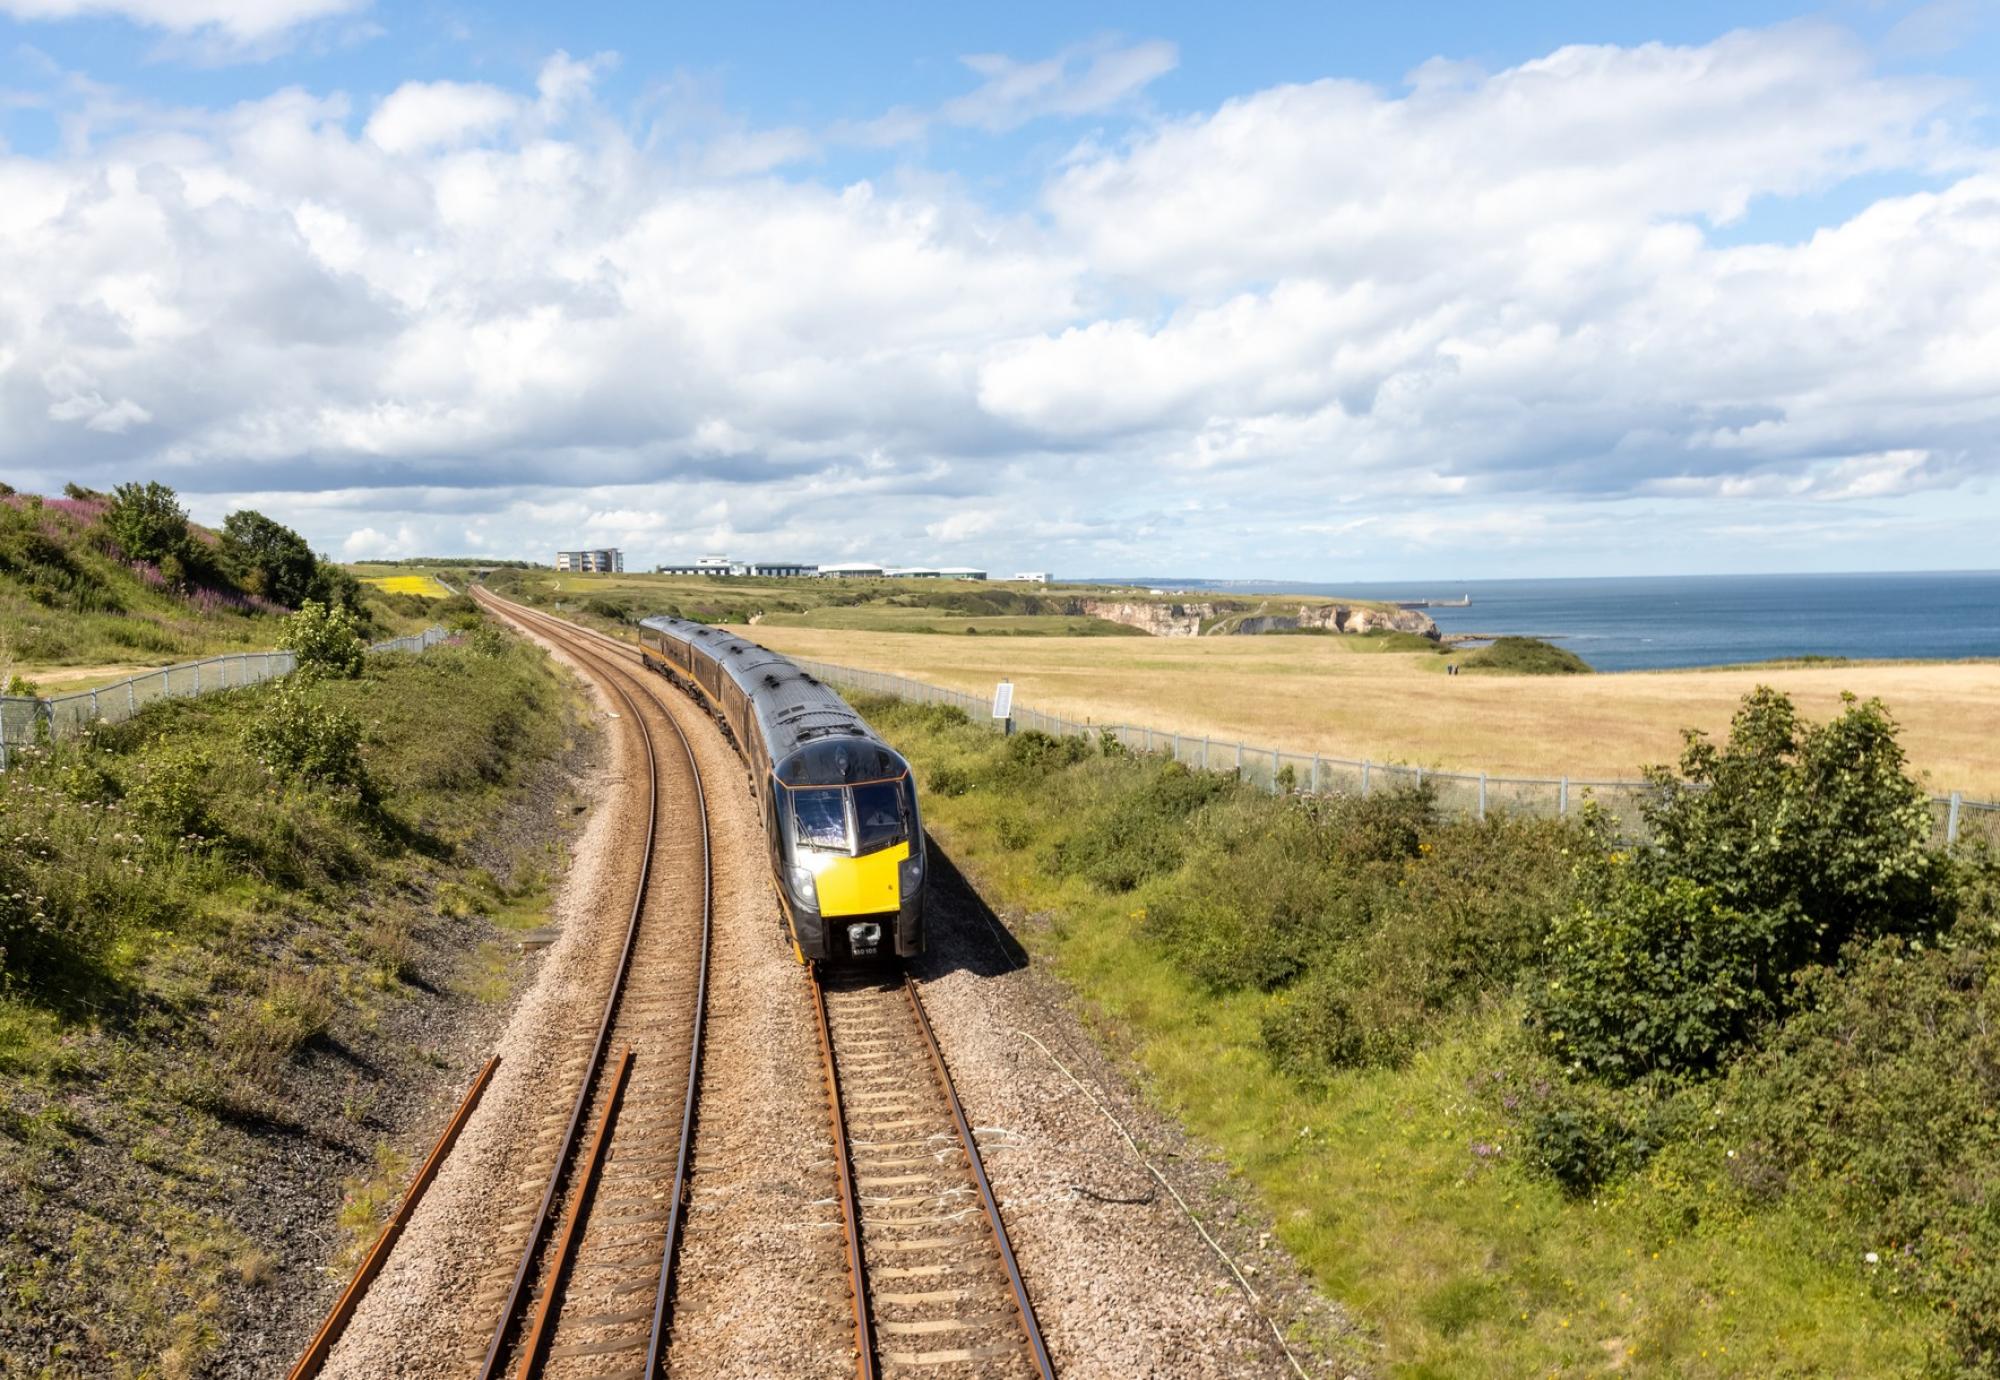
[[0, 627, 451, 771], [792, 656, 1999, 849]]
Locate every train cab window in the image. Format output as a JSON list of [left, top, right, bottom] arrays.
[[791, 788, 849, 851], [852, 780, 909, 852]]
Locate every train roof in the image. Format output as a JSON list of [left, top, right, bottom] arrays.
[[637, 616, 905, 786]]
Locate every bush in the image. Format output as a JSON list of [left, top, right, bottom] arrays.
[[1642, 687, 1949, 968], [125, 740, 214, 837], [244, 680, 367, 789], [103, 481, 190, 566], [1045, 759, 1234, 892], [1459, 636, 1592, 675], [280, 600, 365, 679], [1531, 873, 1779, 1082], [1520, 1076, 1679, 1195]]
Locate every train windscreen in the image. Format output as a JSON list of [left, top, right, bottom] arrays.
[[852, 780, 910, 852], [792, 787, 849, 850]]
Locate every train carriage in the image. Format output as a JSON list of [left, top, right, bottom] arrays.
[[636, 616, 926, 962]]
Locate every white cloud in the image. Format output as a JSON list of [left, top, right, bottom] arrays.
[[2, 25, 1997, 577], [364, 81, 522, 155], [0, 0, 366, 42]]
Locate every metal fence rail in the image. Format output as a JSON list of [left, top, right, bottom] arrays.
[[0, 627, 451, 770], [790, 656, 2000, 849]]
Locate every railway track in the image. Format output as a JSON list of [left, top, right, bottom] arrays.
[[468, 592, 714, 1379], [814, 970, 1055, 1379], [300, 592, 1055, 1377]]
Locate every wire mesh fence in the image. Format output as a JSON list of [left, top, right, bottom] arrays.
[[791, 655, 1996, 848], [0, 627, 451, 770]]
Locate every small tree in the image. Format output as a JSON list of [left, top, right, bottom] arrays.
[[245, 679, 367, 789], [103, 481, 190, 565], [221, 510, 319, 608], [280, 600, 365, 679]]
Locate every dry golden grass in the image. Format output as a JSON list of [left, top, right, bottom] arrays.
[[735, 626, 2000, 799]]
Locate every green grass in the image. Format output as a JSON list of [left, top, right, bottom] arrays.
[[866, 700, 1964, 1377], [0, 620, 583, 1374]]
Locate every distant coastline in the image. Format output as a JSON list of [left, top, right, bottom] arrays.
[[1079, 571, 2000, 672]]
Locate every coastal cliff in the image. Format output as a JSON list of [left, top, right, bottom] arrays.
[[1069, 598, 1439, 640]]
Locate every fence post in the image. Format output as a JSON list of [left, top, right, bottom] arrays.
[[1235, 742, 1243, 772], [1273, 747, 1281, 789], [1478, 772, 1487, 820], [1948, 791, 1963, 845], [1202, 736, 1210, 770], [194, 662, 201, 695], [91, 689, 100, 721], [1172, 733, 1180, 761], [1416, 766, 1424, 789], [1362, 761, 1371, 796], [1145, 727, 1152, 753], [1312, 753, 1321, 794], [128, 681, 136, 715], [1559, 777, 1569, 816]]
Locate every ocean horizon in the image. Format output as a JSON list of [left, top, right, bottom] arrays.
[[1083, 570, 2000, 673]]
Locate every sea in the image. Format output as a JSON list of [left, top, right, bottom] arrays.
[[1089, 571, 2000, 673]]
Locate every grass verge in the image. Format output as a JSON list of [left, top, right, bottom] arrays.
[[865, 696, 1995, 1377]]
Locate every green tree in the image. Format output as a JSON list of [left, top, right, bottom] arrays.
[[220, 509, 319, 608], [244, 678, 367, 788], [1641, 687, 1948, 968], [280, 600, 365, 679], [103, 481, 190, 565]]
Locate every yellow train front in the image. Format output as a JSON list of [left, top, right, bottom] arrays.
[[637, 616, 926, 962]]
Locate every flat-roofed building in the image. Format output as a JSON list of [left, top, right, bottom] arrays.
[[936, 566, 987, 581], [886, 566, 941, 579], [1013, 571, 1050, 584], [556, 548, 623, 573], [817, 562, 887, 578], [741, 561, 816, 577]]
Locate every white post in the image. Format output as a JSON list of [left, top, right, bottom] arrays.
[[1273, 748, 1281, 788], [1202, 736, 1210, 770], [1560, 777, 1569, 816], [1948, 791, 1963, 844], [1235, 742, 1243, 771], [1362, 761, 1371, 796], [128, 682, 136, 715], [1479, 773, 1487, 820], [91, 689, 100, 720], [1312, 753, 1321, 793]]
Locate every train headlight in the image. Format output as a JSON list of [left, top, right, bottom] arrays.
[[898, 850, 924, 897], [788, 863, 819, 908]]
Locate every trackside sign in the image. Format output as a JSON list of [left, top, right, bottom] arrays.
[[991, 680, 1014, 720]]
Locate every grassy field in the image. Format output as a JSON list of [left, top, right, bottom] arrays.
[[736, 626, 2000, 798], [865, 698, 1988, 1378]]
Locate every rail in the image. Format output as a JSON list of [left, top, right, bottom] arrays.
[[0, 626, 452, 770], [788, 656, 2000, 848]]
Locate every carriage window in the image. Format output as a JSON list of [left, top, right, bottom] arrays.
[[791, 788, 849, 850], [852, 781, 909, 853]]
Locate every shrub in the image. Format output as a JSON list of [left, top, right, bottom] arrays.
[[1459, 636, 1592, 675], [1521, 1076, 1677, 1195], [103, 481, 190, 566], [280, 600, 365, 679], [125, 740, 214, 837], [1045, 759, 1234, 892], [244, 680, 367, 789], [1530, 873, 1779, 1082], [1641, 687, 1950, 968], [219, 509, 318, 608]]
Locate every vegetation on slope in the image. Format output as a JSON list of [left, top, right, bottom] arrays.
[[1459, 635, 1594, 674], [862, 688, 2000, 1376], [0, 598, 579, 1375], [0, 482, 422, 690]]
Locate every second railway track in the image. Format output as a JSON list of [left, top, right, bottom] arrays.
[[471, 592, 714, 1379]]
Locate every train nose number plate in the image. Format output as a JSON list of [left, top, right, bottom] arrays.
[[847, 922, 883, 957]]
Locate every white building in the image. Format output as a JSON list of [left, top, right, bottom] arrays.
[[817, 562, 887, 578], [936, 566, 987, 581], [556, 548, 623, 573], [1012, 571, 1050, 584]]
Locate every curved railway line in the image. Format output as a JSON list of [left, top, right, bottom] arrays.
[[469, 591, 713, 1379], [296, 591, 1055, 1378]]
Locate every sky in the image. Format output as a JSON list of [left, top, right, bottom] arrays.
[[1, 2, 1997, 580]]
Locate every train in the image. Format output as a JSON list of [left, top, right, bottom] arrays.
[[635, 616, 926, 962]]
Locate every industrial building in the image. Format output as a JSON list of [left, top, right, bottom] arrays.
[[1013, 571, 1050, 584], [556, 548, 623, 573], [816, 562, 888, 578], [654, 555, 818, 577]]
